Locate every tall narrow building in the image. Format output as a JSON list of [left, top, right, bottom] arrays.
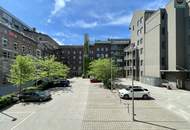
[[83, 33, 90, 78]]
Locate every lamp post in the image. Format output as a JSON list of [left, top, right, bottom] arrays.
[[131, 43, 136, 121]]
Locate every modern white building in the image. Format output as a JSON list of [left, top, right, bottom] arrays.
[[125, 0, 190, 90]]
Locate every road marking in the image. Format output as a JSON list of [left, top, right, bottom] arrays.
[[11, 112, 35, 130]]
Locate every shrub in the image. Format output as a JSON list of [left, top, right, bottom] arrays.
[[0, 93, 17, 109]]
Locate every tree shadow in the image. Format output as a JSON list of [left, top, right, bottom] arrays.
[[49, 86, 73, 93], [134, 119, 177, 130]]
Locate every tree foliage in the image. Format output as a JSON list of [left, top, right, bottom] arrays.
[[88, 58, 118, 88], [9, 55, 70, 92], [36, 56, 70, 79], [8, 55, 35, 92]]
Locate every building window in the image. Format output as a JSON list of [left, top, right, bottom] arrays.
[[36, 49, 41, 57], [105, 47, 108, 51], [73, 51, 76, 54], [14, 53, 17, 59], [140, 38, 143, 44], [140, 60, 143, 66], [68, 51, 70, 54], [162, 41, 166, 49], [22, 46, 25, 53], [79, 56, 82, 60], [28, 48, 32, 54], [140, 17, 143, 24], [3, 51, 10, 58], [162, 27, 165, 35], [101, 48, 104, 51], [140, 27, 143, 34], [97, 54, 100, 57], [79, 51, 82, 54], [137, 30, 139, 36], [132, 25, 134, 31], [137, 40, 140, 46], [101, 54, 104, 58], [105, 54, 108, 57], [14, 42, 18, 50], [161, 13, 165, 20], [2, 37, 8, 47], [141, 71, 143, 76], [73, 56, 76, 59], [97, 48, 100, 51], [140, 48, 143, 54], [162, 57, 166, 66], [137, 20, 139, 26]]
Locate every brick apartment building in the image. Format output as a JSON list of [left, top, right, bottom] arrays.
[[0, 6, 59, 84], [55, 45, 84, 77]]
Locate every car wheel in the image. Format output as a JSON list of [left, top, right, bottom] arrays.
[[124, 94, 129, 99], [143, 95, 148, 100], [20, 98, 25, 102], [39, 98, 43, 102]]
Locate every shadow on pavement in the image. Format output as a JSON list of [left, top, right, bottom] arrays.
[[0, 112, 17, 121], [134, 119, 177, 130], [49, 86, 73, 93], [21, 98, 52, 106], [121, 97, 155, 101]]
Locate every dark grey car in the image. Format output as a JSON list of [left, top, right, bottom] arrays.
[[18, 91, 51, 102]]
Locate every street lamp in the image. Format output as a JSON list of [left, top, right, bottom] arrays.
[[131, 43, 136, 121]]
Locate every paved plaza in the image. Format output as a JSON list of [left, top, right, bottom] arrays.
[[0, 78, 190, 130]]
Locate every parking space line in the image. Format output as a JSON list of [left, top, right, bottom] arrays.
[[11, 112, 35, 130]]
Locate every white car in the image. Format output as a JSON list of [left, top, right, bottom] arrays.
[[119, 87, 150, 99]]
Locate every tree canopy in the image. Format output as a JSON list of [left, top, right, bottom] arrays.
[[8, 55, 35, 92], [8, 55, 70, 92], [88, 58, 118, 88]]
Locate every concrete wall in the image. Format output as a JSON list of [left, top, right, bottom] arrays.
[[166, 0, 177, 70], [144, 10, 162, 78]]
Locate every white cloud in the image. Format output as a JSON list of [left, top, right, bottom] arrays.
[[47, 0, 71, 24], [107, 13, 132, 26], [65, 20, 98, 28], [143, 0, 168, 10], [89, 11, 132, 26], [53, 32, 81, 39], [51, 0, 71, 15]]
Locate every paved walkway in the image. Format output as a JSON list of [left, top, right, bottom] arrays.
[[118, 78, 190, 122], [81, 83, 190, 130]]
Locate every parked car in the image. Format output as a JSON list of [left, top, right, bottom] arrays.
[[90, 79, 101, 83], [54, 79, 70, 87], [18, 91, 51, 102], [119, 87, 150, 99]]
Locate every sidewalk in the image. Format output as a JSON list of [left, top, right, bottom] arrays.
[[118, 78, 190, 123], [81, 83, 190, 130]]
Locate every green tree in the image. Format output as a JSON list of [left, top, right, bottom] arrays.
[[88, 58, 118, 89], [38, 56, 69, 80], [8, 55, 35, 93]]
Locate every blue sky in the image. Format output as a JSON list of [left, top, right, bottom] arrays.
[[0, 0, 169, 45]]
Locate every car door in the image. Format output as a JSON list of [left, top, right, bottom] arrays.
[[134, 89, 144, 98], [31, 93, 39, 101]]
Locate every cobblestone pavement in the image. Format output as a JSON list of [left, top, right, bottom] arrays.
[[81, 83, 190, 130]]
